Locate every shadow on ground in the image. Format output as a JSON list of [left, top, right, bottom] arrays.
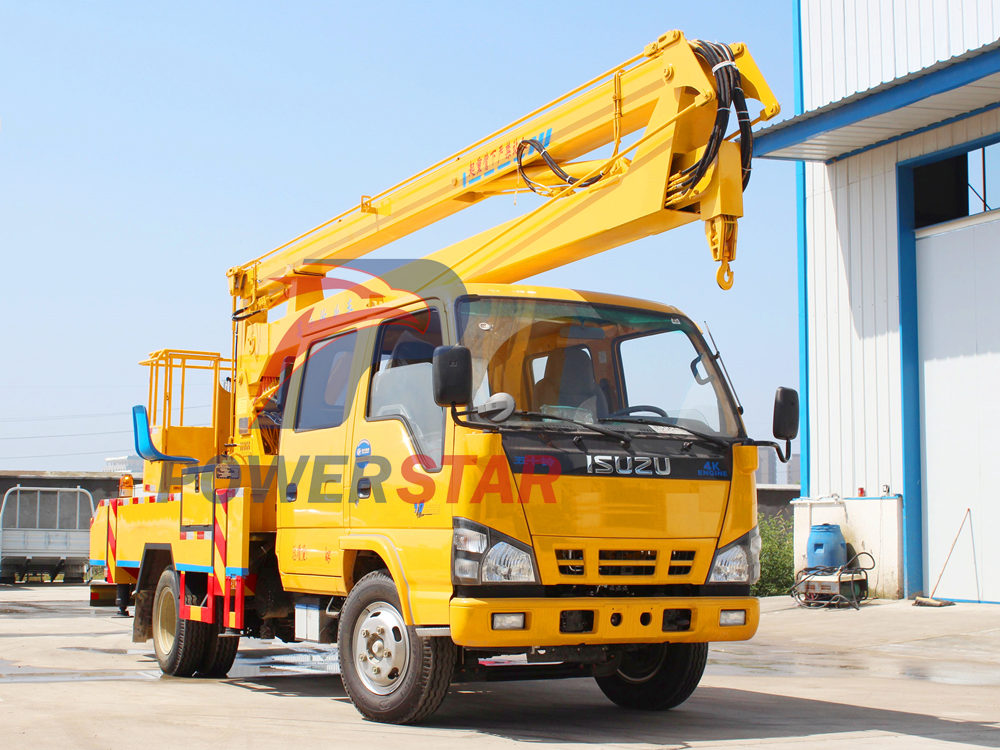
[[219, 673, 1000, 747]]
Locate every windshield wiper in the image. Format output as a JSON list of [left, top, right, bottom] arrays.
[[599, 416, 731, 450], [514, 410, 631, 446]]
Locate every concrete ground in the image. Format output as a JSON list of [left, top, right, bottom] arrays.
[[0, 585, 998, 749]]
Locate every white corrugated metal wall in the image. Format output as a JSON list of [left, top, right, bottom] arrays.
[[804, 107, 1000, 497], [798, 1, 1000, 599], [801, 0, 1000, 112], [800, 0, 1000, 497]]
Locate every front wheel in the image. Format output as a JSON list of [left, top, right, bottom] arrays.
[[596, 642, 707, 710], [337, 570, 456, 724]]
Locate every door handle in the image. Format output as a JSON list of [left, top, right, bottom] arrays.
[[356, 477, 371, 501], [285, 482, 298, 502]]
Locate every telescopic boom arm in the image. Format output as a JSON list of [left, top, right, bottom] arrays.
[[227, 31, 779, 315]]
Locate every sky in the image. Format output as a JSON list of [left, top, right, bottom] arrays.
[[0, 1, 798, 472]]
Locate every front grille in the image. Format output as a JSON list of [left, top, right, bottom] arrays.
[[599, 550, 657, 561], [555, 549, 585, 576], [597, 549, 657, 577], [550, 547, 701, 580], [598, 565, 657, 576], [668, 550, 696, 576]]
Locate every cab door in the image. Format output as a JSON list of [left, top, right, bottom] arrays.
[[276, 329, 361, 580], [346, 305, 455, 622], [347, 306, 447, 529]]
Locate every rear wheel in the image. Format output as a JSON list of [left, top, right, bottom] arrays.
[[151, 568, 209, 677], [197, 627, 240, 677], [596, 642, 707, 710], [337, 570, 456, 724]]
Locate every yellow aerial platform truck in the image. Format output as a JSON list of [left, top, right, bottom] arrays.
[[90, 31, 797, 724]]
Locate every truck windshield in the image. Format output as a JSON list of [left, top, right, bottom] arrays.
[[455, 297, 742, 439]]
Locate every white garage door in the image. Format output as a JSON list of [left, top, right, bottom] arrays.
[[917, 214, 1000, 603]]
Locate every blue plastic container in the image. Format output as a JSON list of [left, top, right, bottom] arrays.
[[807, 523, 847, 568]]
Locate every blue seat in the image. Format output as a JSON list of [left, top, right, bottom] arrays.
[[132, 405, 197, 463]]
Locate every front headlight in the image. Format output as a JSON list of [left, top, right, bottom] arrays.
[[707, 527, 761, 584], [452, 518, 537, 585], [481, 542, 535, 582]]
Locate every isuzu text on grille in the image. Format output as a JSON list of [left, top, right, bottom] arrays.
[[585, 455, 671, 476]]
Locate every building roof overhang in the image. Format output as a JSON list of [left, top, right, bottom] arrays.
[[754, 41, 1000, 163]]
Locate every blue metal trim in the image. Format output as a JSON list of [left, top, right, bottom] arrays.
[[796, 161, 810, 496], [225, 566, 249, 576], [116, 560, 141, 568], [792, 0, 803, 117], [898, 131, 1000, 168], [755, 46, 1000, 157], [89, 559, 106, 566], [793, 0, 810, 496], [760, 101, 1000, 164], [893, 130, 1000, 598], [896, 162, 923, 598], [175, 563, 213, 573]]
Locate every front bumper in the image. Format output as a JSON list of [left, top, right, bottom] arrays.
[[449, 595, 759, 647]]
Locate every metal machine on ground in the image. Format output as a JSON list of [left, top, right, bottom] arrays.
[[90, 30, 796, 724]]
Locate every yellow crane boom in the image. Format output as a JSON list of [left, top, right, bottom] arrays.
[[228, 30, 778, 315]]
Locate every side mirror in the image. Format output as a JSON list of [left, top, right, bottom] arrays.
[[772, 387, 800, 440], [432, 346, 472, 406], [477, 392, 516, 423]]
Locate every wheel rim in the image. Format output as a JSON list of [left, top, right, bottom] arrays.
[[352, 600, 410, 695], [154, 588, 178, 656], [616, 644, 667, 684]]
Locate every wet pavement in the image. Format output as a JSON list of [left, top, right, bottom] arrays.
[[1, 583, 998, 749]]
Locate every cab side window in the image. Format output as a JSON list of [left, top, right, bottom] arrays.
[[296, 332, 358, 431], [368, 309, 444, 468]]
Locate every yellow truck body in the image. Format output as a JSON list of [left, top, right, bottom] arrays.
[[91, 31, 794, 724]]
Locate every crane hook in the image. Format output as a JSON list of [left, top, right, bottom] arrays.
[[705, 215, 738, 291], [716, 261, 734, 290]]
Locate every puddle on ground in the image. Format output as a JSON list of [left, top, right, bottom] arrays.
[[707, 645, 1000, 687], [0, 657, 159, 684], [227, 644, 341, 679], [0, 644, 342, 684], [60, 646, 156, 657], [0, 601, 103, 620], [0, 632, 121, 639]]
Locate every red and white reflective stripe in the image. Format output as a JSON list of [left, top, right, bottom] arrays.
[[121, 492, 180, 503], [179, 530, 214, 541]]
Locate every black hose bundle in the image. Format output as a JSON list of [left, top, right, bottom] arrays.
[[516, 138, 604, 195], [669, 40, 754, 198], [516, 39, 754, 199]]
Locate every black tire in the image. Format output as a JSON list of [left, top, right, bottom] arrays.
[[151, 568, 209, 677], [337, 570, 456, 724], [197, 627, 240, 677], [596, 642, 708, 710]]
